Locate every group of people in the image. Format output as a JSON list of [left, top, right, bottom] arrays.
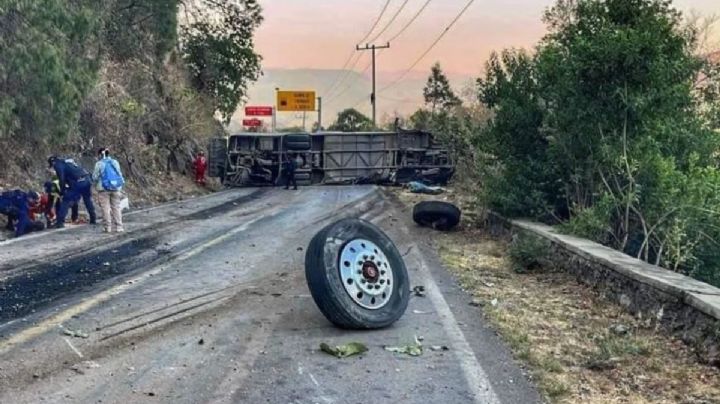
[[0, 148, 126, 238]]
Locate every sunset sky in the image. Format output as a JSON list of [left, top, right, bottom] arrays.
[[254, 0, 720, 77]]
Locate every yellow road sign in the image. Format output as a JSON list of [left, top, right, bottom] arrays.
[[277, 90, 316, 112]]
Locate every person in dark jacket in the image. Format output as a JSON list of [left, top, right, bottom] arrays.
[[44, 179, 78, 227], [48, 156, 97, 228], [0, 190, 44, 237], [283, 153, 298, 190]]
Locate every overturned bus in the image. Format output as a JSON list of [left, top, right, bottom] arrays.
[[207, 130, 454, 187]]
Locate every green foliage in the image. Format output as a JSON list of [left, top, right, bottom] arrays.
[[423, 62, 461, 112], [476, 0, 720, 286], [508, 232, 550, 274], [104, 0, 179, 62], [408, 109, 432, 131], [0, 0, 103, 141], [181, 0, 263, 123], [477, 49, 561, 218], [329, 108, 374, 132]]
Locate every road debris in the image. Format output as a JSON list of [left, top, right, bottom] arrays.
[[469, 299, 483, 307], [490, 298, 498, 307], [407, 181, 444, 195], [62, 329, 89, 339], [412, 309, 431, 315], [429, 345, 450, 352], [412, 286, 426, 297], [319, 342, 368, 358], [198, 338, 204, 345], [385, 336, 423, 357], [609, 324, 630, 336], [70, 361, 100, 375]]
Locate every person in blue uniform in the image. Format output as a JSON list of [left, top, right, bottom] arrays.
[[0, 190, 44, 237]]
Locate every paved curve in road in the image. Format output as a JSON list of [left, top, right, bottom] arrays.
[[0, 187, 540, 404]]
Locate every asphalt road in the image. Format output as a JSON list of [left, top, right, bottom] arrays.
[[0, 186, 541, 404]]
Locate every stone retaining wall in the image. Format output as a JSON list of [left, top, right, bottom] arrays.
[[487, 212, 720, 366]]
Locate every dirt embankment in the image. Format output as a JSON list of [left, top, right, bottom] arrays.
[[393, 186, 720, 404]]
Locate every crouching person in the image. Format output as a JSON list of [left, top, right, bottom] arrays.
[[93, 148, 125, 233], [0, 190, 45, 237]]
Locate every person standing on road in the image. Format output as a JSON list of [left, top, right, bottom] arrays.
[[93, 148, 125, 233], [49, 156, 97, 229], [283, 153, 298, 190], [193, 151, 207, 186]]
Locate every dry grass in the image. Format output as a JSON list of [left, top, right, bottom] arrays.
[[393, 187, 720, 404]]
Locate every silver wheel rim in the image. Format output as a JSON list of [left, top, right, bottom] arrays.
[[339, 238, 394, 310]]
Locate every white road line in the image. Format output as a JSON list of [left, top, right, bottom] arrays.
[[63, 337, 84, 358], [0, 205, 285, 354], [367, 212, 501, 404], [412, 247, 501, 404]]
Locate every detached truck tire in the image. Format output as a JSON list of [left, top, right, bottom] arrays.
[[305, 218, 410, 329], [412, 201, 461, 231]]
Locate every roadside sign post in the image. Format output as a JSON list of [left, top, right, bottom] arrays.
[[276, 91, 316, 112]]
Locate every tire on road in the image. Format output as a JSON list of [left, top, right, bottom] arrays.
[[412, 201, 461, 231], [305, 218, 410, 329]]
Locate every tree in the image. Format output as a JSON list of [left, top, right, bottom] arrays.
[[328, 108, 374, 132], [0, 1, 103, 141], [476, 0, 720, 284], [181, 0, 263, 123], [423, 62, 461, 113]]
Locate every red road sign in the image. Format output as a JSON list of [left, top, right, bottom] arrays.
[[245, 106, 273, 116], [243, 118, 263, 127]]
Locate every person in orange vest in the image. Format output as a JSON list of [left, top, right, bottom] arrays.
[[193, 151, 208, 185]]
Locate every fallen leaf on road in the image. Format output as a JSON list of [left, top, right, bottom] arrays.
[[63, 329, 89, 339], [385, 337, 423, 357], [319, 342, 368, 358]]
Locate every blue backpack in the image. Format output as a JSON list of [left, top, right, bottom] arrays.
[[101, 158, 125, 191]]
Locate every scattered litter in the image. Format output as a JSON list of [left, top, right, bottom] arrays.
[[429, 345, 450, 352], [412, 286, 426, 297], [490, 298, 498, 307], [482, 281, 495, 288], [469, 299, 483, 307], [70, 361, 100, 375], [412, 310, 431, 315], [407, 181, 444, 195], [63, 329, 89, 339], [319, 342, 368, 358], [609, 324, 630, 336], [384, 336, 423, 357], [102, 262, 110, 267]]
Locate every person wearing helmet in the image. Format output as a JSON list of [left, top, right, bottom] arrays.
[[48, 155, 97, 228], [0, 189, 45, 237]]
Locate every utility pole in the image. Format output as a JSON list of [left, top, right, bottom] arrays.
[[316, 96, 322, 132], [356, 42, 390, 127]]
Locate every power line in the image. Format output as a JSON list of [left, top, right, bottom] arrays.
[[322, 0, 393, 96], [366, 0, 411, 44], [379, 0, 475, 93], [328, 0, 429, 104], [386, 0, 432, 43]]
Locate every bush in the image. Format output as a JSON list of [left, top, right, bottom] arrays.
[[475, 0, 720, 286], [508, 232, 551, 273]]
